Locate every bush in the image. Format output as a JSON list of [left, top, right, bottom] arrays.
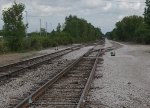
[[144, 33, 150, 44], [21, 38, 31, 51], [30, 36, 43, 50], [41, 37, 51, 48], [108, 15, 150, 44], [0, 40, 8, 54], [54, 32, 73, 45]]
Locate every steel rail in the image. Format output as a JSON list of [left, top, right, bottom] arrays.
[[77, 49, 102, 108], [0, 45, 81, 81], [15, 47, 94, 108], [0, 45, 80, 70]]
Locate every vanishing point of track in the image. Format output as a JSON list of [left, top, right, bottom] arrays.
[[14, 45, 104, 108]]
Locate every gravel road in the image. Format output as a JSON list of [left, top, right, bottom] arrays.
[[87, 40, 150, 108], [0, 45, 93, 108]]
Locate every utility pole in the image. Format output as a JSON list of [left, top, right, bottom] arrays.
[[40, 19, 41, 36], [25, 11, 28, 37], [46, 22, 47, 36]]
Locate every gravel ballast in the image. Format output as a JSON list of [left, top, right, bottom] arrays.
[[0, 45, 94, 108], [0, 45, 76, 66], [62, 46, 93, 60], [86, 40, 150, 108]]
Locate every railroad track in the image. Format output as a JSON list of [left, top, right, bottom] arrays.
[[13, 46, 104, 108], [0, 45, 81, 83]]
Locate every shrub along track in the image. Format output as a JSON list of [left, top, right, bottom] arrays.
[[12, 45, 104, 108], [0, 45, 82, 84]]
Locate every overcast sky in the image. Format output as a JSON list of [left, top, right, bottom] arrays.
[[0, 0, 146, 33]]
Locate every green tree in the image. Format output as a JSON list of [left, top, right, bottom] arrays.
[[144, 0, 150, 27], [110, 16, 145, 42], [144, 0, 150, 44], [109, 1, 150, 44], [0, 30, 4, 36], [63, 15, 103, 42], [40, 28, 46, 36], [2, 2, 26, 51], [56, 23, 61, 32]]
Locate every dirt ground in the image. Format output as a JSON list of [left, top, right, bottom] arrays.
[[0, 52, 38, 66], [87, 39, 150, 108], [0, 45, 73, 66]]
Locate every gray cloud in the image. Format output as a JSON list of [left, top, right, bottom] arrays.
[[0, 0, 146, 33]]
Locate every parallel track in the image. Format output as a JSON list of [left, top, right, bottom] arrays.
[[14, 46, 104, 108], [0, 45, 81, 83]]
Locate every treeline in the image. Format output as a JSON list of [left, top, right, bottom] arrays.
[[0, 3, 103, 53], [63, 15, 102, 43], [21, 15, 103, 51], [107, 0, 150, 44]]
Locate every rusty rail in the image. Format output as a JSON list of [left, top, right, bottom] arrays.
[[77, 49, 102, 108], [0, 45, 82, 81], [15, 47, 94, 108], [0, 45, 80, 70]]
